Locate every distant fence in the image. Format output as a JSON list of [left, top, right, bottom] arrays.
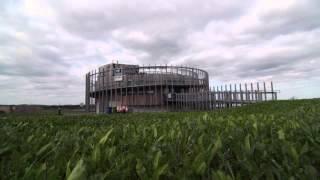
[[86, 80, 278, 113], [168, 82, 278, 111]]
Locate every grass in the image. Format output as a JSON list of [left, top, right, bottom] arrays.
[[0, 99, 319, 179]]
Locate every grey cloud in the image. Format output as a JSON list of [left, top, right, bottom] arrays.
[[55, 1, 251, 38], [248, 1, 320, 39], [180, 34, 320, 83], [49, 0, 252, 64], [1, 0, 320, 104]]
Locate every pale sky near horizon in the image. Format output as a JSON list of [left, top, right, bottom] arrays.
[[0, 0, 320, 105]]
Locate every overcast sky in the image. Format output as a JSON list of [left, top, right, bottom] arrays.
[[1, 0, 319, 105]]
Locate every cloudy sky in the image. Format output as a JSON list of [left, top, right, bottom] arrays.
[[1, 0, 319, 104]]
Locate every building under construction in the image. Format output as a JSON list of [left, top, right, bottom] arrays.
[[85, 63, 277, 113]]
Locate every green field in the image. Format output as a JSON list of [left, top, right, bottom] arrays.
[[0, 100, 319, 179]]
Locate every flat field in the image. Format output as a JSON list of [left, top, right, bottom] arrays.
[[0, 100, 319, 179]]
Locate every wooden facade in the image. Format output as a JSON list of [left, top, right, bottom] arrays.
[[85, 63, 277, 113]]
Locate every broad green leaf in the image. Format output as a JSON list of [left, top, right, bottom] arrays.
[[153, 125, 158, 138], [99, 128, 113, 145], [153, 163, 168, 180], [278, 130, 285, 140], [0, 146, 12, 156], [153, 151, 162, 169], [244, 135, 251, 153], [196, 162, 206, 175], [66, 160, 71, 178], [36, 142, 53, 157], [289, 145, 299, 164], [92, 146, 101, 163], [27, 135, 34, 143], [67, 159, 86, 180], [136, 159, 147, 180], [208, 136, 222, 162]]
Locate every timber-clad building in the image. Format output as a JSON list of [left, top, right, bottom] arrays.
[[85, 63, 209, 113], [85, 63, 277, 113]]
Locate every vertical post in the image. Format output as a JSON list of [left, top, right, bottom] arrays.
[[125, 68, 128, 108], [263, 82, 267, 101], [101, 70, 103, 113], [134, 66, 136, 107], [89, 71, 92, 112], [240, 83, 243, 106], [271, 81, 274, 100], [91, 71, 93, 112], [217, 86, 220, 109], [137, 76, 140, 108], [94, 69, 97, 113], [171, 65, 174, 111], [245, 83, 248, 103], [98, 70, 100, 112], [229, 84, 232, 108], [90, 71, 93, 113], [165, 64, 168, 111], [272, 81, 277, 100], [192, 67, 195, 110], [88, 72, 91, 112], [222, 85, 224, 109], [109, 68, 112, 110], [250, 82, 254, 103], [160, 65, 163, 110], [219, 85, 222, 108], [93, 70, 96, 112], [156, 65, 158, 108], [190, 67, 193, 110], [208, 86, 211, 110], [186, 66, 188, 111], [115, 67, 118, 110], [254, 82, 257, 102], [174, 66, 177, 111], [208, 86, 210, 110], [146, 65, 149, 108], [148, 65, 151, 109], [120, 74, 123, 107], [85, 73, 89, 112], [257, 82, 260, 102], [193, 68, 196, 110], [96, 70, 99, 114], [234, 84, 237, 106], [103, 69, 109, 112], [215, 86, 218, 109], [224, 84, 227, 108], [102, 68, 104, 113], [143, 65, 146, 110], [131, 68, 134, 107], [213, 86, 215, 109]]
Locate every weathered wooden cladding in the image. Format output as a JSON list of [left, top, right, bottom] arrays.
[[85, 63, 278, 113], [171, 81, 278, 111]]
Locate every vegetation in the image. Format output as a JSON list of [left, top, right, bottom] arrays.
[[0, 100, 319, 179]]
